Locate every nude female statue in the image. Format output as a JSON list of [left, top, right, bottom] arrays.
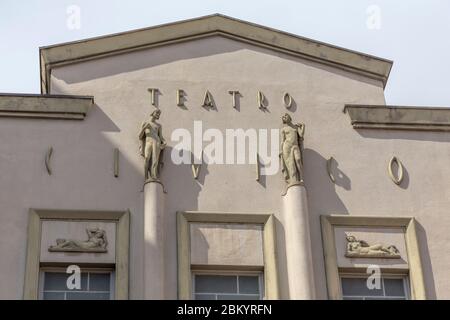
[[346, 235, 400, 257], [139, 109, 166, 181], [280, 113, 305, 185], [49, 227, 108, 252]]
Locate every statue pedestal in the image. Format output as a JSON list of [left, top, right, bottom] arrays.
[[143, 180, 165, 299], [282, 184, 316, 299]]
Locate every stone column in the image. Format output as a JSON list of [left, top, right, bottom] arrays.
[[282, 184, 316, 299], [143, 180, 165, 299]]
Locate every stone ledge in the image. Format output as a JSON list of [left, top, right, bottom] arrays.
[[345, 104, 450, 131], [0, 93, 93, 120]]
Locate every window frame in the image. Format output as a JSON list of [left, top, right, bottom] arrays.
[[320, 215, 426, 300], [339, 273, 410, 300], [38, 267, 115, 300], [23, 209, 130, 300], [177, 211, 279, 300], [192, 270, 265, 300]]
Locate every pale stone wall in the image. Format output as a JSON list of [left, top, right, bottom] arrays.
[[47, 35, 386, 299], [190, 223, 264, 266], [1, 35, 448, 299]]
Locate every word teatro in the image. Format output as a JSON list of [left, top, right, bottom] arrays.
[[147, 88, 295, 110]]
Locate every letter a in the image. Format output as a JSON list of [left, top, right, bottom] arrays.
[[202, 90, 214, 109]]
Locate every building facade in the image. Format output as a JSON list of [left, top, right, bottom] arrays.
[[0, 14, 448, 300]]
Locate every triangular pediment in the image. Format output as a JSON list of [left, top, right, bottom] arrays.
[[40, 14, 392, 93]]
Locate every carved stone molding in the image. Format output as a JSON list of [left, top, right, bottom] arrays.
[[255, 153, 260, 181], [257, 91, 267, 110], [281, 181, 304, 196], [0, 94, 93, 120], [177, 211, 279, 299], [48, 227, 108, 253], [45, 147, 53, 175], [345, 104, 450, 131], [388, 156, 404, 185], [114, 148, 119, 178], [283, 92, 293, 109], [24, 209, 130, 300], [191, 150, 203, 180], [326, 157, 336, 184], [345, 234, 400, 259], [320, 215, 427, 300], [40, 15, 392, 94], [143, 179, 167, 193]]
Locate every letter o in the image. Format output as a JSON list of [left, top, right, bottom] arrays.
[[283, 93, 293, 109]]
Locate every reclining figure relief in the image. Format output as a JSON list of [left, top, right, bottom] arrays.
[[48, 227, 108, 253], [345, 235, 400, 258]]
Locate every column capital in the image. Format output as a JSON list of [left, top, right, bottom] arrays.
[[143, 179, 167, 193]]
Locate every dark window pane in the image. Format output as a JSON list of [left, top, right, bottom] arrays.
[[238, 276, 259, 294], [43, 292, 65, 300], [89, 273, 110, 291], [66, 292, 110, 300], [384, 278, 406, 297], [195, 275, 237, 293], [341, 277, 383, 296], [44, 272, 87, 291], [195, 294, 216, 300], [43, 273, 68, 291], [217, 294, 261, 300]]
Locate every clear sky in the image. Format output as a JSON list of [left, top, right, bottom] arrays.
[[1, 0, 449, 106]]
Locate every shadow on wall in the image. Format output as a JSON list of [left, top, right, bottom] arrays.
[[415, 222, 437, 299], [160, 147, 207, 298], [160, 147, 206, 209], [356, 129, 450, 143], [276, 149, 351, 298], [190, 224, 264, 267], [303, 148, 350, 298], [274, 217, 289, 299], [1, 102, 153, 298], [326, 156, 351, 191], [27, 107, 209, 299], [190, 225, 209, 267], [303, 148, 350, 215], [50, 35, 382, 89]]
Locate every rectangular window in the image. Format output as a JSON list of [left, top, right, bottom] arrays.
[[40, 269, 114, 300], [340, 275, 409, 300], [193, 273, 263, 300]]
